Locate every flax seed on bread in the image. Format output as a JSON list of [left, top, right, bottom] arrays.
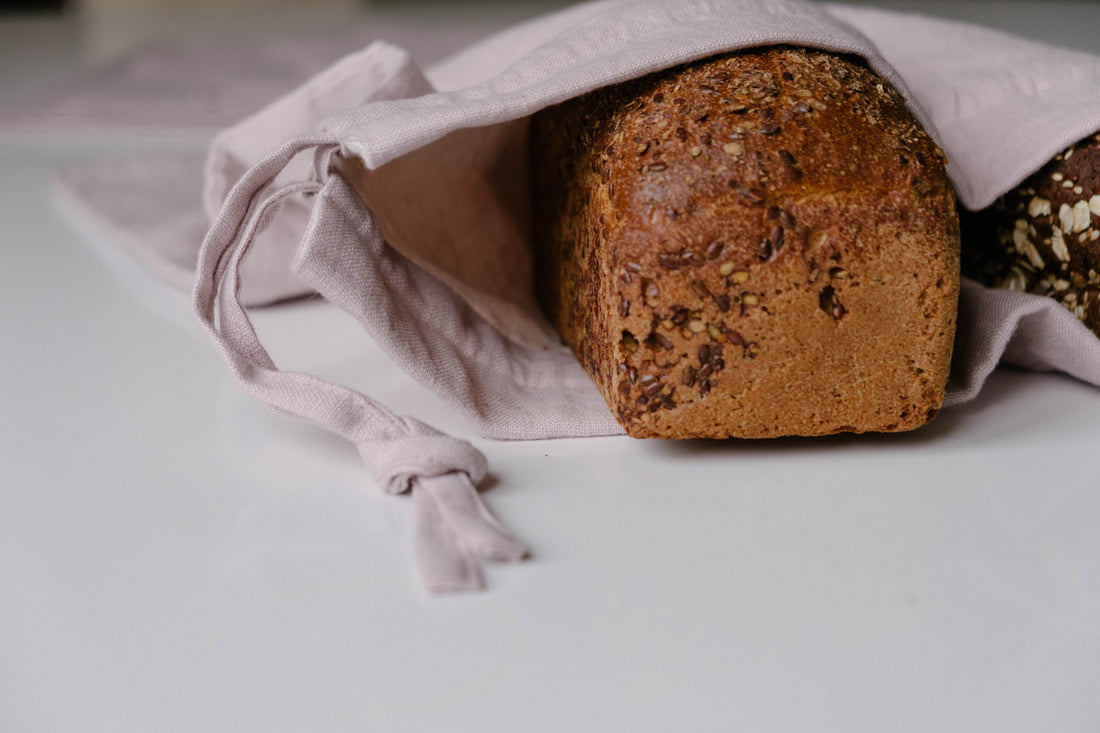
[[530, 46, 960, 439]]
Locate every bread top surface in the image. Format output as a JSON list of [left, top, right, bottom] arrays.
[[576, 46, 945, 238], [531, 46, 959, 438]]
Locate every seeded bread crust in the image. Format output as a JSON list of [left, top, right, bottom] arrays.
[[962, 132, 1100, 336], [530, 47, 960, 439]]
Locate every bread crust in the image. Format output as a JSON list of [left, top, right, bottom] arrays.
[[530, 47, 960, 439]]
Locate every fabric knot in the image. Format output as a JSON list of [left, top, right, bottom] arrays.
[[356, 417, 488, 495]]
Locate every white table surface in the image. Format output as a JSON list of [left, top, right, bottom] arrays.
[[3, 3, 1100, 732]]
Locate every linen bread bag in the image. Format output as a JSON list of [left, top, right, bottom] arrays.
[[193, 0, 1100, 592]]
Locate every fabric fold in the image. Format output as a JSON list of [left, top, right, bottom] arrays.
[[946, 279, 1100, 406], [192, 130, 529, 593]]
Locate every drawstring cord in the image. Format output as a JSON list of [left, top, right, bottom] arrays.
[[193, 136, 528, 593]]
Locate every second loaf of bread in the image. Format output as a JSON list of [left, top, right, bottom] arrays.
[[529, 47, 960, 439]]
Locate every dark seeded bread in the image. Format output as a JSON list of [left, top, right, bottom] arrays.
[[962, 132, 1100, 336], [529, 46, 960, 439]]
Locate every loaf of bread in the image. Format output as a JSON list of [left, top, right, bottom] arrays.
[[962, 132, 1100, 336], [529, 47, 960, 439]]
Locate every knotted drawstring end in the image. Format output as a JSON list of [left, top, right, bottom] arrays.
[[356, 421, 528, 594], [412, 472, 529, 594]]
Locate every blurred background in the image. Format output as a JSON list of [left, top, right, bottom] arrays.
[[2, 0, 1097, 98], [1, 0, 1096, 129], [0, 1, 565, 100], [1, 0, 1096, 144]]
